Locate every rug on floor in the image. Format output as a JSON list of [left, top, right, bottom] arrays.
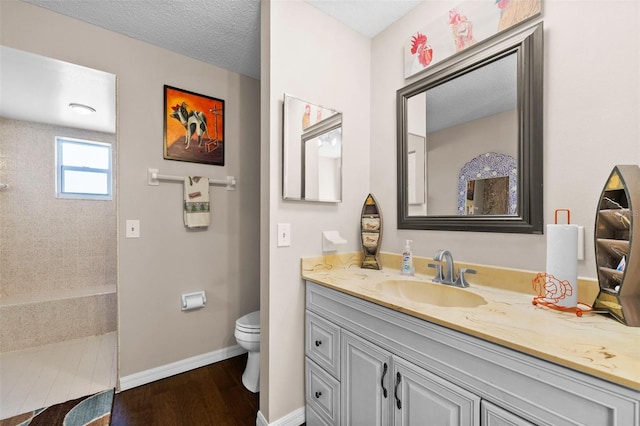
[[0, 389, 114, 426]]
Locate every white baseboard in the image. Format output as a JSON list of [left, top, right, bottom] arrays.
[[118, 344, 246, 391], [256, 407, 305, 426]]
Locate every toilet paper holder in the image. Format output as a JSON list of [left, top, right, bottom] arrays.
[[181, 291, 207, 311]]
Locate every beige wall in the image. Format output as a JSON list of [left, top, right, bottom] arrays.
[[1, 0, 260, 378], [372, 0, 640, 275], [262, 0, 371, 422]]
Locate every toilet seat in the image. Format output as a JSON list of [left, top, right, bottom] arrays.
[[235, 329, 260, 344], [236, 311, 260, 334]]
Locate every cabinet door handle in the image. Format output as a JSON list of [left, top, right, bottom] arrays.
[[315, 340, 322, 347], [394, 372, 402, 409], [381, 362, 388, 398], [315, 391, 322, 398]]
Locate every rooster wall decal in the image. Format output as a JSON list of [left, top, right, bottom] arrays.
[[410, 32, 433, 68]]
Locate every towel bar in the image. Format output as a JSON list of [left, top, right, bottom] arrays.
[[147, 168, 236, 190]]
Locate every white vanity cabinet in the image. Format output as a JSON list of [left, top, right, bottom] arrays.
[[341, 331, 390, 425], [341, 330, 480, 426], [305, 281, 639, 426], [392, 355, 480, 425], [306, 311, 341, 425]]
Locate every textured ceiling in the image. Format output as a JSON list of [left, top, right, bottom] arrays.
[[4, 1, 512, 134], [21, 0, 422, 80], [4, 0, 422, 132], [22, 0, 262, 79]]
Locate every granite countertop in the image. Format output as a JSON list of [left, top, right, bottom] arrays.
[[301, 252, 640, 391]]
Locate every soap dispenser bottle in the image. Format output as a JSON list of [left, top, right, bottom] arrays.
[[401, 240, 414, 276]]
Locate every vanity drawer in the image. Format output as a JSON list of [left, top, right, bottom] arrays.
[[306, 404, 332, 426], [306, 311, 340, 378], [306, 358, 340, 426]]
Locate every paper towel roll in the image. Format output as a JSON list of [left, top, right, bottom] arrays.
[[546, 224, 578, 308]]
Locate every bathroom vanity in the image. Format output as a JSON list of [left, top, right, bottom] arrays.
[[302, 255, 639, 426]]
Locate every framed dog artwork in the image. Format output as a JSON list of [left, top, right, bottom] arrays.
[[163, 85, 225, 166]]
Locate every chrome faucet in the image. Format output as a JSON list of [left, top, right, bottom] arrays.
[[434, 250, 455, 284], [428, 249, 476, 288]]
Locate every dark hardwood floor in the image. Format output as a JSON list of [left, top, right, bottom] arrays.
[[111, 354, 259, 426]]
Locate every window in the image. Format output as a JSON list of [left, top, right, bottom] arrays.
[[56, 137, 112, 200]]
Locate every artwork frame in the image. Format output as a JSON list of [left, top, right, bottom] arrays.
[[163, 85, 225, 166], [404, 0, 541, 79]]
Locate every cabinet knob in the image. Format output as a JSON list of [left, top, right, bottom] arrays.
[[315, 340, 322, 347], [315, 391, 322, 398]]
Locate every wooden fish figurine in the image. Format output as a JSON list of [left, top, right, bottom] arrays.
[[361, 193, 382, 270]]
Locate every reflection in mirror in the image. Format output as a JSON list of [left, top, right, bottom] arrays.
[[457, 152, 517, 216], [407, 133, 426, 214], [397, 22, 543, 233], [301, 113, 342, 200], [407, 91, 427, 216], [283, 94, 342, 202], [466, 177, 510, 215], [410, 51, 517, 216]]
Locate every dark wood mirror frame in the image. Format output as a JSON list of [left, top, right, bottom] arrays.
[[396, 22, 544, 234]]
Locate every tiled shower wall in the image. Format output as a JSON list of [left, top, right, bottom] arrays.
[[0, 118, 117, 352]]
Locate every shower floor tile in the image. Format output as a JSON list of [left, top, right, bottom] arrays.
[[0, 332, 116, 420]]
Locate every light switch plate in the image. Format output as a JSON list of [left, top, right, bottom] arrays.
[[277, 223, 291, 247], [126, 220, 140, 238]]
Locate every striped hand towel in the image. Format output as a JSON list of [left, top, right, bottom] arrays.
[[183, 176, 210, 228]]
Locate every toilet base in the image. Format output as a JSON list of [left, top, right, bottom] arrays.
[[242, 351, 260, 393]]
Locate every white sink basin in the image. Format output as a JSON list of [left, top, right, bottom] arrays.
[[374, 280, 487, 308]]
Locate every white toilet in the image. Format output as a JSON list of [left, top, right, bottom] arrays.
[[234, 310, 260, 393]]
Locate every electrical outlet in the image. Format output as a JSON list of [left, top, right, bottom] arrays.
[[277, 223, 291, 247], [126, 220, 140, 238]]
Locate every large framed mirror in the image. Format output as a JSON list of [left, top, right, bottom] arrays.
[[397, 22, 543, 233], [283, 93, 342, 202]]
